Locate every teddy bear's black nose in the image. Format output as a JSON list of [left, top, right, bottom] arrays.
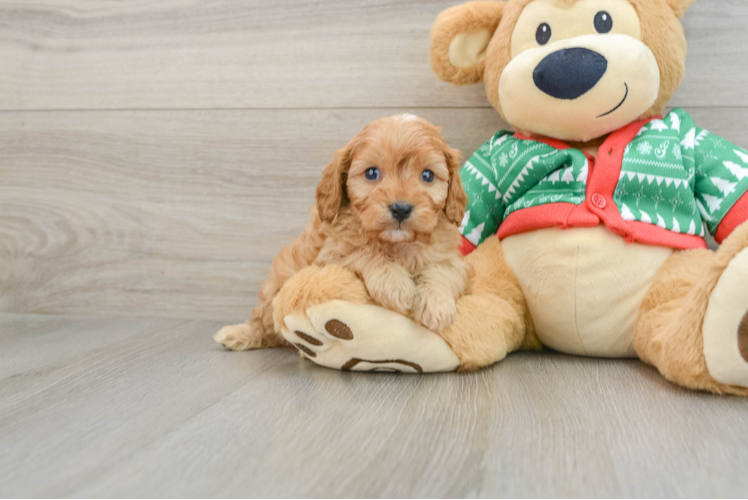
[[533, 48, 608, 100]]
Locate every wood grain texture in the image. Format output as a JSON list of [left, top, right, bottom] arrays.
[[0, 0, 746, 110], [1, 107, 745, 320], [1, 314, 748, 498], [2, 2, 747, 498], [0, 108, 504, 321]]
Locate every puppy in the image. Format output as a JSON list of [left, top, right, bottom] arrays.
[[215, 114, 471, 351]]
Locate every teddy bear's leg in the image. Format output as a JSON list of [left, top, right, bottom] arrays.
[[701, 223, 748, 390], [438, 237, 537, 371], [274, 237, 533, 372], [634, 222, 748, 395], [274, 265, 460, 372]]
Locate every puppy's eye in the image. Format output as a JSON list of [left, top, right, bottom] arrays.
[[594, 11, 613, 33], [536, 23, 552, 45], [421, 170, 435, 183], [364, 167, 380, 181]]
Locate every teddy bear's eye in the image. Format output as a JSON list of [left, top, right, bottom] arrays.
[[536, 23, 552, 45], [594, 11, 613, 33]]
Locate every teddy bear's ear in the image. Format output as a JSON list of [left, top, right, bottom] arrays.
[[430, 1, 505, 86], [665, 0, 698, 18]]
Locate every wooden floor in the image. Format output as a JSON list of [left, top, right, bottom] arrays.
[[1, 314, 747, 498], [2, 0, 748, 497]]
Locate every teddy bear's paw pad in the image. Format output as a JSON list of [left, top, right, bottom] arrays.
[[324, 319, 354, 340], [292, 342, 317, 358], [294, 330, 324, 346], [341, 358, 423, 373], [738, 311, 748, 363], [703, 248, 748, 387], [281, 313, 334, 355], [306, 300, 460, 373]]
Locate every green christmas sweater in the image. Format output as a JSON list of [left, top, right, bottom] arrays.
[[458, 109, 748, 253]]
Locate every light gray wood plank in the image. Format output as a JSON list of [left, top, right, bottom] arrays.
[[0, 0, 745, 110], [1, 314, 747, 498], [0, 107, 504, 321], [0, 314, 291, 498], [1, 107, 746, 321], [0, 314, 187, 380]]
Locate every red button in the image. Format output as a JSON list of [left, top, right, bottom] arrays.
[[591, 193, 607, 209]]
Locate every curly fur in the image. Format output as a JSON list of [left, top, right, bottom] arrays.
[[215, 115, 470, 350], [635, 221, 748, 396]]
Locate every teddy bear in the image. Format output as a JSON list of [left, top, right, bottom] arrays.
[[264, 0, 748, 395]]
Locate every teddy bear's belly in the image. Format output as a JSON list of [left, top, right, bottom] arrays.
[[501, 226, 674, 357]]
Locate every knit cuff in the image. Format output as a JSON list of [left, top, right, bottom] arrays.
[[716, 193, 748, 244]]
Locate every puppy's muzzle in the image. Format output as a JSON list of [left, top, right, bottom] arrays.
[[389, 202, 413, 222]]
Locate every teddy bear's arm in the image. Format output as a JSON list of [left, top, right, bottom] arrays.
[[458, 135, 507, 254], [684, 112, 748, 243]]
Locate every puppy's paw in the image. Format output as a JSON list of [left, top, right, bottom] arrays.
[[214, 321, 264, 351], [367, 275, 416, 315], [413, 287, 457, 333]]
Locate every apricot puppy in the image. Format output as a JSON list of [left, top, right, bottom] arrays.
[[215, 114, 471, 351]]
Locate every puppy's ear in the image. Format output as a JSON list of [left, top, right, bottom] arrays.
[[665, 0, 698, 18], [430, 1, 505, 86], [444, 147, 467, 226], [316, 146, 352, 223]]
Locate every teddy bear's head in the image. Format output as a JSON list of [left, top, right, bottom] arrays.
[[431, 0, 696, 143]]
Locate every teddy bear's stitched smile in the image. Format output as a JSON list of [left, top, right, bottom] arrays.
[[597, 82, 629, 118]]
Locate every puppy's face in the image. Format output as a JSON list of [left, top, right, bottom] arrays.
[[316, 115, 466, 244]]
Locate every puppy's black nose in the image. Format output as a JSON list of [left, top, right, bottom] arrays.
[[533, 48, 608, 100], [389, 202, 413, 222]]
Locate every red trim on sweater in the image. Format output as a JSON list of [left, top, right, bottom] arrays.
[[512, 120, 659, 240], [459, 236, 477, 256], [493, 118, 719, 250], [584, 118, 658, 241], [467, 119, 714, 250], [496, 205, 706, 249], [497, 203, 599, 239], [715, 193, 748, 243], [625, 221, 708, 249]]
